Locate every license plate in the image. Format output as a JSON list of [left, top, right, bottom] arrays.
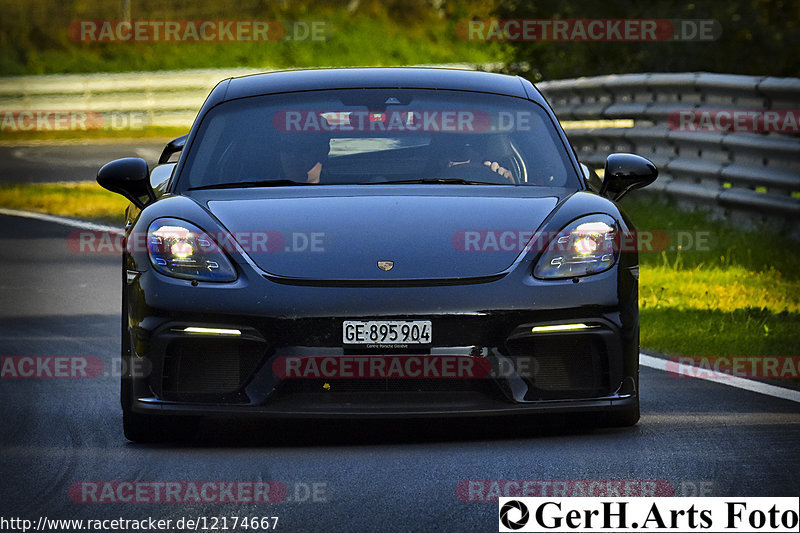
[[343, 320, 432, 345]]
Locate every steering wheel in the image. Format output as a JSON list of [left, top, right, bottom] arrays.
[[439, 161, 515, 184]]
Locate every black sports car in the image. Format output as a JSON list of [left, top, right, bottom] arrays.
[[98, 68, 657, 442]]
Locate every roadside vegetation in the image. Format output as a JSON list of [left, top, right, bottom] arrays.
[[0, 2, 504, 76], [621, 195, 800, 359], [0, 127, 187, 142], [2, 0, 796, 362], [1, 1, 795, 79], [0, 181, 127, 222], [0, 182, 796, 360]]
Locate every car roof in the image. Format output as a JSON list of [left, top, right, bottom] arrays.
[[220, 67, 541, 103]]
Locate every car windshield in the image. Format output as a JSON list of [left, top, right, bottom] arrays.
[[177, 88, 579, 191]]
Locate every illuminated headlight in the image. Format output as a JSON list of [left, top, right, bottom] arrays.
[[147, 218, 237, 282], [533, 215, 617, 279]]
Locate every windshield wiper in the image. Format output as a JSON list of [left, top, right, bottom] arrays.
[[372, 178, 506, 185], [188, 179, 311, 191]]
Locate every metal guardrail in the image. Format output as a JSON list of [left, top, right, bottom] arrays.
[[537, 73, 800, 225], [0, 68, 263, 127], [0, 64, 485, 128], [1, 68, 798, 225]]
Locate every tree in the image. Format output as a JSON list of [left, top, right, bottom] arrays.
[[493, 0, 800, 80]]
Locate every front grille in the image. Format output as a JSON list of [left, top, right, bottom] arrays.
[[505, 334, 609, 400], [161, 338, 263, 400]]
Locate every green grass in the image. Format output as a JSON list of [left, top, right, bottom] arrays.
[[640, 266, 799, 314], [639, 266, 800, 358], [0, 126, 188, 142], [0, 183, 796, 362], [0, 12, 505, 76], [621, 195, 800, 277], [621, 195, 800, 359], [640, 308, 800, 358], [0, 181, 127, 224]]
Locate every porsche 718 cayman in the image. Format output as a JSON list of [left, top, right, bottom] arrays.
[[97, 68, 657, 441]]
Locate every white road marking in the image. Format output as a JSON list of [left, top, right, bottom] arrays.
[[0, 208, 121, 233], [641, 353, 800, 404], [642, 413, 800, 425], [2, 208, 799, 405]]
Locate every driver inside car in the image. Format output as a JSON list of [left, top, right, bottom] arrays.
[[279, 134, 515, 184], [278, 136, 328, 184], [441, 137, 515, 182]]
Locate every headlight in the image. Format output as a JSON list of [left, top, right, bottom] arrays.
[[147, 218, 237, 282], [533, 215, 617, 279]]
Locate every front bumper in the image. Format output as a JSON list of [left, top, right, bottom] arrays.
[[133, 394, 639, 419], [124, 251, 639, 419], [126, 312, 638, 419]]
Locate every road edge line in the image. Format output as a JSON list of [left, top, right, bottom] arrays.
[[641, 353, 800, 404], [0, 207, 122, 233], [3, 207, 799, 406]]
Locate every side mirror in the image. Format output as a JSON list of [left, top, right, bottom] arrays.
[[97, 157, 153, 209], [599, 153, 658, 201], [158, 134, 188, 164]]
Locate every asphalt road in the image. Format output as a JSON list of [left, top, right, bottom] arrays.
[[0, 143, 798, 532], [1, 212, 799, 532], [0, 140, 167, 183]]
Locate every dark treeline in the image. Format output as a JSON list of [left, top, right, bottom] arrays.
[[0, 0, 796, 78], [495, 0, 799, 80]]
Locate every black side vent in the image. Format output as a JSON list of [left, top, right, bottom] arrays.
[[162, 338, 263, 401], [505, 335, 609, 400]]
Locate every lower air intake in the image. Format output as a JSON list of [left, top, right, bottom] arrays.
[[505, 334, 609, 400], [162, 338, 262, 400]]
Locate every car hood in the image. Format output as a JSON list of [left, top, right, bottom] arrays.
[[206, 189, 561, 281]]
